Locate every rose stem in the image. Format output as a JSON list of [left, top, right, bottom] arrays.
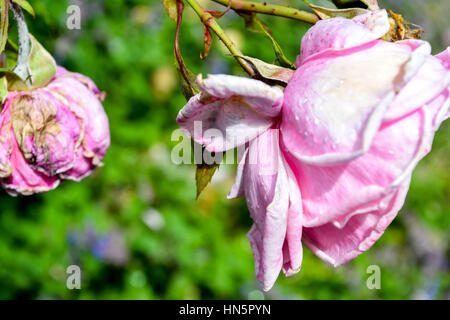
[[185, 0, 256, 78], [211, 0, 319, 24]]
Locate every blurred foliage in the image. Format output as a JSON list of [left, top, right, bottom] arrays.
[[0, 0, 448, 300]]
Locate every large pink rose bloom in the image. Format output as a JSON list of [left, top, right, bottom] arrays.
[[0, 67, 110, 195], [177, 10, 449, 290]]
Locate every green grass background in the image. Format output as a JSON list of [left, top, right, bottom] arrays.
[[0, 0, 448, 299]]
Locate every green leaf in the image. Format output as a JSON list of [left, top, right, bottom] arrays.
[[239, 12, 295, 69], [196, 160, 219, 199], [0, 75, 7, 103], [0, 0, 10, 55], [238, 55, 294, 86], [11, 0, 35, 17], [174, 55, 200, 101], [310, 4, 369, 20], [27, 34, 56, 87], [7, 34, 56, 91], [163, 0, 178, 23]]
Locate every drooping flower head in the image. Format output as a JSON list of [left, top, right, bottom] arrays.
[[177, 9, 449, 290], [0, 67, 110, 195]]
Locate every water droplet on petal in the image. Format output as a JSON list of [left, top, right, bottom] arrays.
[[349, 129, 357, 140]]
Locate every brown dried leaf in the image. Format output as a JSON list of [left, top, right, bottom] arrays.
[[200, 25, 212, 60], [163, 0, 178, 23], [238, 55, 294, 86], [310, 5, 369, 20]]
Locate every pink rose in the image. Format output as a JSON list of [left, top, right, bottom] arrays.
[[177, 10, 449, 290], [0, 67, 110, 195]]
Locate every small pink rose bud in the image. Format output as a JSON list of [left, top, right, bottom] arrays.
[[0, 67, 110, 195]]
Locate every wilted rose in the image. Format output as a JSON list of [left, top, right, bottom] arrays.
[[177, 9, 449, 290], [0, 67, 110, 195]]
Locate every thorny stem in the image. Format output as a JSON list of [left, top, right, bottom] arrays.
[[185, 0, 256, 77], [175, 0, 193, 93], [212, 0, 319, 24], [10, 2, 31, 85]]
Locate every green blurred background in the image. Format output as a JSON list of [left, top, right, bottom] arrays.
[[0, 0, 448, 299]]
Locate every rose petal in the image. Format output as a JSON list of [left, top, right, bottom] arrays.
[[59, 147, 96, 182], [46, 68, 110, 180], [283, 40, 427, 166], [0, 100, 12, 178], [435, 47, 450, 69], [427, 89, 449, 132], [227, 147, 247, 199], [177, 75, 283, 153], [10, 91, 81, 176], [284, 107, 432, 228], [384, 40, 449, 121], [297, 10, 390, 66], [302, 175, 411, 267], [281, 158, 303, 277], [244, 129, 289, 291], [1, 126, 60, 195]]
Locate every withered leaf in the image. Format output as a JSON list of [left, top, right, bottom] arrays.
[[11, 0, 35, 17], [200, 25, 212, 60], [163, 0, 178, 23], [7, 34, 57, 91], [238, 55, 294, 86], [310, 5, 369, 20]]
